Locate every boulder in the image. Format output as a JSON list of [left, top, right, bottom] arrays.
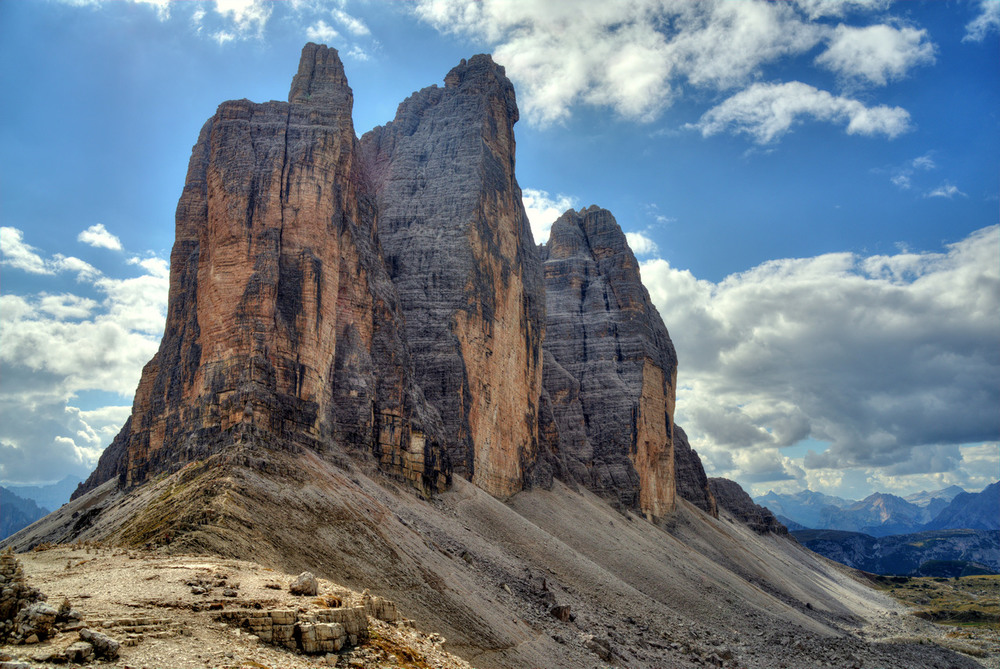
[[13, 602, 57, 643], [80, 627, 121, 660], [289, 572, 318, 596], [65, 641, 94, 664]]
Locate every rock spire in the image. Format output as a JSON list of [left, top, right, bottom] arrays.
[[540, 206, 678, 518], [360, 54, 545, 498]]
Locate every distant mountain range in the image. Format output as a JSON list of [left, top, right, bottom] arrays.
[[923, 482, 1000, 531], [791, 528, 999, 577], [4, 475, 83, 513], [756, 483, 996, 536], [1, 476, 84, 541], [0, 486, 49, 540]]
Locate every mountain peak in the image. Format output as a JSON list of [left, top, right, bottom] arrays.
[[443, 53, 518, 123], [288, 42, 352, 107]]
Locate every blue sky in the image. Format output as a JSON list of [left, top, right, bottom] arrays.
[[1, 0, 997, 501]]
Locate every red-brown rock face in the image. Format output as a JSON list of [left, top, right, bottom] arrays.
[[361, 56, 545, 498], [540, 207, 678, 518], [76, 44, 449, 498]]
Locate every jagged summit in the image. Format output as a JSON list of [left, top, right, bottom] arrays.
[[288, 42, 352, 106], [443, 54, 519, 122]]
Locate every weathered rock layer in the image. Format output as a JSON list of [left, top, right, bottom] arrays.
[[360, 56, 545, 499], [540, 206, 678, 518]]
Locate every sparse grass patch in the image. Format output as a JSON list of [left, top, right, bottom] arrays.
[[873, 574, 1000, 631]]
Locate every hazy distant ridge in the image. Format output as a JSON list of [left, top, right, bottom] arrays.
[[0, 486, 48, 540], [757, 483, 994, 536]]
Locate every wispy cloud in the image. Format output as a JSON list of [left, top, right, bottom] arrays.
[[964, 0, 1000, 43], [925, 182, 966, 199], [886, 152, 936, 190], [688, 81, 910, 144], [331, 8, 370, 36]]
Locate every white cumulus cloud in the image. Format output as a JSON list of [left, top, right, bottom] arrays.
[[640, 225, 1000, 495], [0, 228, 169, 484], [625, 231, 659, 257], [414, 1, 827, 126], [306, 19, 339, 43], [77, 223, 123, 251], [413, 0, 924, 142], [689, 81, 911, 144], [816, 24, 935, 86]]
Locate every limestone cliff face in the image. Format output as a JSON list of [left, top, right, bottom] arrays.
[[360, 56, 545, 498], [76, 44, 449, 498], [540, 207, 678, 518], [673, 425, 718, 517]]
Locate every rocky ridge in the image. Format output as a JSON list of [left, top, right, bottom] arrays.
[[709, 478, 787, 535]]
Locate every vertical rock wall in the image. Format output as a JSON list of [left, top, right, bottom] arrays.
[[76, 45, 449, 499], [540, 207, 678, 518], [361, 55, 545, 498]]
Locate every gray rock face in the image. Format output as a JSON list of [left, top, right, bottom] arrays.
[[74, 43, 450, 499], [361, 55, 545, 498], [540, 207, 678, 517], [709, 478, 787, 535], [673, 425, 717, 517]]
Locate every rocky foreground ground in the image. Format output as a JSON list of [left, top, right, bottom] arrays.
[[1, 542, 998, 669], [0, 545, 472, 669]]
